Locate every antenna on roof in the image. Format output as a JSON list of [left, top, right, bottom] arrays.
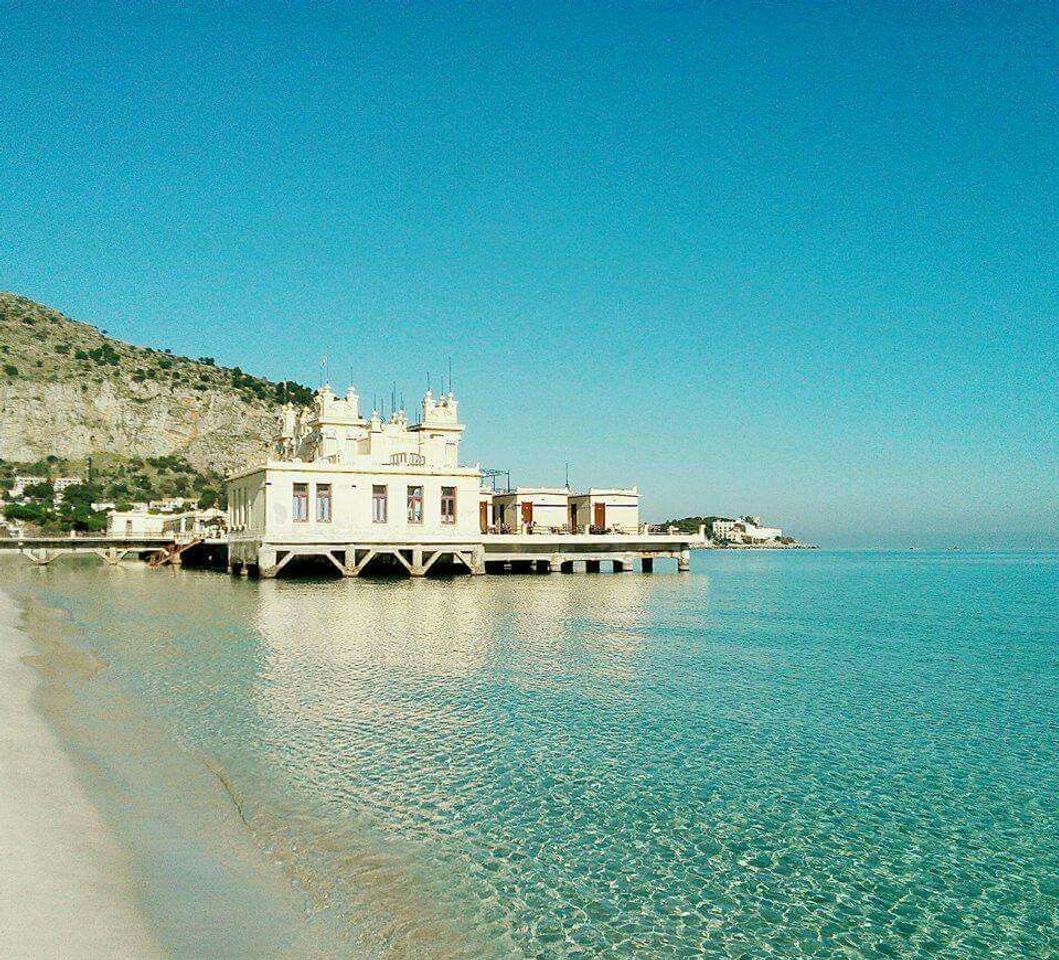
[[565, 461, 569, 489], [448, 357, 453, 394], [391, 381, 396, 415]]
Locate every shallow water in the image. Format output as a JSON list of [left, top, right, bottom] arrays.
[[5, 551, 1058, 958]]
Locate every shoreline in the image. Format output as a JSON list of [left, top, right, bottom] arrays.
[[0, 575, 339, 960], [0, 586, 168, 959]]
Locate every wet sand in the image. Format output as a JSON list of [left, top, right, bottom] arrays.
[[0, 587, 168, 959]]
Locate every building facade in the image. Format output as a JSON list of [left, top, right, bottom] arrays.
[[568, 488, 639, 534], [227, 386, 484, 577], [709, 516, 782, 543], [106, 508, 166, 537], [491, 488, 569, 533]]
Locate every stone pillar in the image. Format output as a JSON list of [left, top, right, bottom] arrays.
[[411, 548, 425, 577], [678, 548, 691, 572], [641, 557, 654, 573], [258, 546, 278, 579], [585, 559, 601, 573], [343, 544, 358, 577], [470, 546, 486, 575]]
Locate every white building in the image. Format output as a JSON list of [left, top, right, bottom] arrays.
[[491, 488, 569, 533], [742, 519, 782, 542], [150, 497, 196, 513], [710, 516, 782, 543], [53, 476, 83, 496], [568, 488, 639, 534], [227, 385, 484, 577], [161, 508, 227, 538], [709, 518, 738, 541], [106, 508, 166, 537]]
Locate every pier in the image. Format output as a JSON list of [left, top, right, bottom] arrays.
[[0, 534, 226, 568], [482, 533, 691, 574], [228, 532, 693, 578], [1, 530, 694, 577], [0, 535, 177, 566]]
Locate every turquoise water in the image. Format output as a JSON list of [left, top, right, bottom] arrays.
[[6, 551, 1058, 958]]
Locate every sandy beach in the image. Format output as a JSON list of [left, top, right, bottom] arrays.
[[0, 587, 167, 960]]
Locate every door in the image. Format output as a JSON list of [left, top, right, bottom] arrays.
[[521, 501, 534, 527], [479, 500, 488, 534], [593, 502, 606, 530], [569, 503, 578, 531]]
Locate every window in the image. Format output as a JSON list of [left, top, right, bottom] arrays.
[[372, 485, 388, 523], [292, 482, 308, 522], [407, 485, 423, 524], [441, 486, 456, 524], [316, 483, 332, 523]]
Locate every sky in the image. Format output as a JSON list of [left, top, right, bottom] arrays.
[[1, 2, 1056, 548]]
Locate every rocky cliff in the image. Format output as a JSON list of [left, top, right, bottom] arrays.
[[0, 293, 308, 473]]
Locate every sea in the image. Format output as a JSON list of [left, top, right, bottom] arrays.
[[4, 550, 1057, 959]]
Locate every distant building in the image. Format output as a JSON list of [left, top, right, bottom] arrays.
[[710, 516, 782, 543], [709, 518, 738, 541], [741, 519, 782, 542], [53, 476, 82, 495], [106, 508, 165, 537], [568, 488, 639, 533], [149, 497, 197, 512]]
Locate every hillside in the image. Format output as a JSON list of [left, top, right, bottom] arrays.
[[0, 292, 313, 473]]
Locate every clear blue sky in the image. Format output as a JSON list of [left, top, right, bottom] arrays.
[[2, 2, 1056, 547]]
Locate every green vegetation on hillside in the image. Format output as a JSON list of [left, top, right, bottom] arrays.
[[1, 453, 226, 534], [655, 516, 726, 534], [0, 292, 314, 407]]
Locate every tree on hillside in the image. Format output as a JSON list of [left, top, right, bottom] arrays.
[[23, 481, 54, 500]]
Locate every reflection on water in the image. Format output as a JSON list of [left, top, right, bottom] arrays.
[[7, 554, 1059, 959]]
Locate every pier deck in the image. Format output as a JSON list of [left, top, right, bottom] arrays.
[[228, 532, 692, 577], [0, 535, 178, 566], [1, 533, 693, 576], [482, 534, 691, 572]]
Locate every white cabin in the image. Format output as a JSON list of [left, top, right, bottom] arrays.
[[492, 488, 569, 533], [568, 488, 639, 534]]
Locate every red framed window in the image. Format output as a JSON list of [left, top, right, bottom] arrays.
[[441, 486, 456, 524]]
